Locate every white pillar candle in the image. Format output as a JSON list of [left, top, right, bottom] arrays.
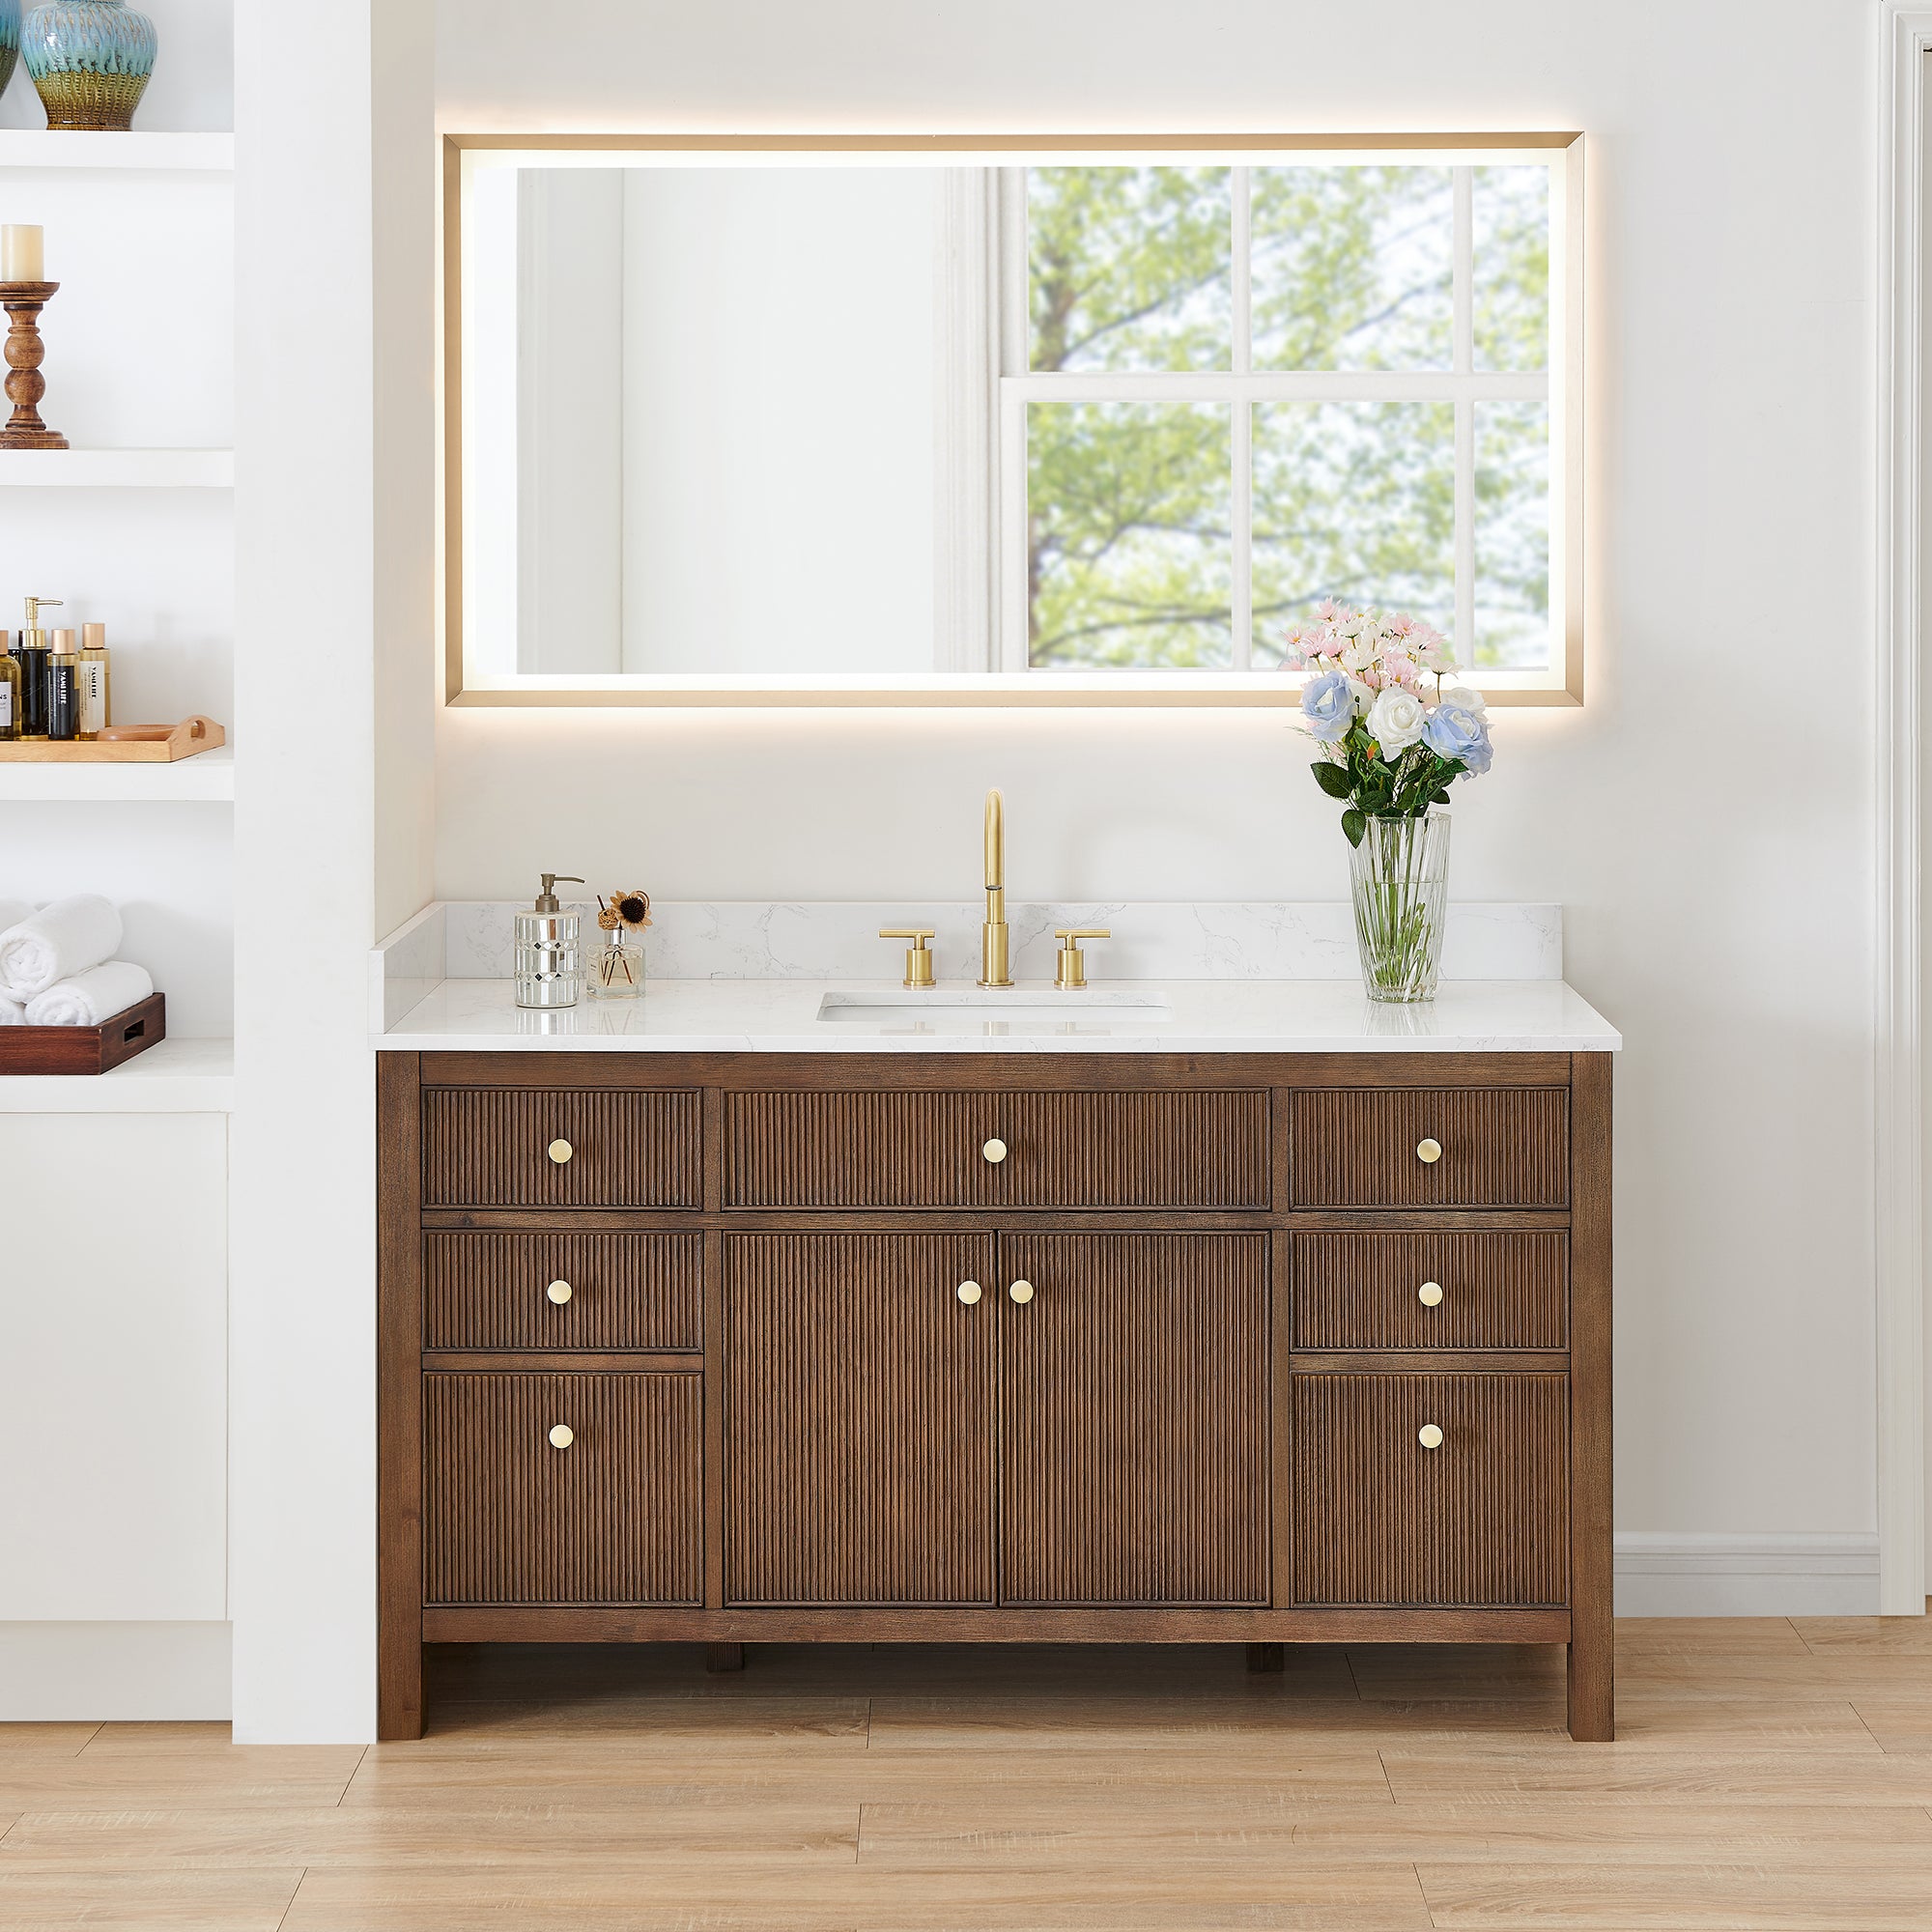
[[1, 226, 46, 284]]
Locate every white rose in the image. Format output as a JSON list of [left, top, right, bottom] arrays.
[[1440, 684, 1487, 715], [1367, 685, 1427, 753]]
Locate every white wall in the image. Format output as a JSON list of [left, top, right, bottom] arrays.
[[620, 166, 937, 674], [434, 0, 1883, 1567]]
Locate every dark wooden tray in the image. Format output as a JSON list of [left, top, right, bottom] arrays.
[[0, 993, 166, 1075]]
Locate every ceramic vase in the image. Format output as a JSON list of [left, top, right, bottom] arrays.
[[0, 2, 20, 106], [1349, 810, 1451, 1003], [22, 0, 155, 131]]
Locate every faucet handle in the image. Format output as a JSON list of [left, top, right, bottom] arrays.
[[880, 927, 937, 989], [1053, 927, 1111, 991]]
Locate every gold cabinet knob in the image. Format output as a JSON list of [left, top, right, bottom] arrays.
[[1417, 1423, 1444, 1450], [547, 1138, 574, 1165], [1009, 1279, 1035, 1304], [956, 1280, 983, 1306], [1417, 1281, 1444, 1308], [548, 1423, 576, 1449], [547, 1279, 573, 1305], [1415, 1137, 1442, 1164], [982, 1137, 1009, 1165]]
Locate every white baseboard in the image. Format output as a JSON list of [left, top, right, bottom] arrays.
[[0, 1622, 232, 1720], [0, 1549, 1893, 1722], [1615, 1533, 1882, 1617]]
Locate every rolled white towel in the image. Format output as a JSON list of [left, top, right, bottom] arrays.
[[0, 991, 23, 1027], [0, 895, 124, 999], [24, 960, 154, 1028], [0, 900, 34, 935]]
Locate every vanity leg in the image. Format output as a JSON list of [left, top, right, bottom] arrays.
[[1245, 1643, 1284, 1674], [706, 1643, 747, 1674], [1568, 1634, 1613, 1743], [1567, 1050, 1615, 1742]]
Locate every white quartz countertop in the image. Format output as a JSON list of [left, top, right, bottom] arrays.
[[377, 978, 1620, 1055]]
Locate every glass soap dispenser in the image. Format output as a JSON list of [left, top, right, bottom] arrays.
[[515, 873, 585, 1009]]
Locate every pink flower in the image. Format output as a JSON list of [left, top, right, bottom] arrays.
[[1378, 645, 1424, 691]]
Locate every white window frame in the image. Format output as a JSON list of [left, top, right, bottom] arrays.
[[995, 143, 1583, 699], [441, 133, 1582, 709]]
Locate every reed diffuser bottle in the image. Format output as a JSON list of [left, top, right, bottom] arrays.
[[588, 889, 651, 1000]]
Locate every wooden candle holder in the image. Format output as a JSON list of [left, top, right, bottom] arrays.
[[1, 282, 69, 451]]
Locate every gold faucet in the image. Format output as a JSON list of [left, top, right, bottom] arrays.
[[979, 788, 1012, 988]]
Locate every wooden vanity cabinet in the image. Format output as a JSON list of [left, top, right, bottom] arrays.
[[379, 1050, 1611, 1742]]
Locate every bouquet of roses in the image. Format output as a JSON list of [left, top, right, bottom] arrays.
[[1286, 601, 1494, 846]]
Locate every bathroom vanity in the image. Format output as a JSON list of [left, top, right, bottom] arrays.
[[375, 976, 1616, 1743]]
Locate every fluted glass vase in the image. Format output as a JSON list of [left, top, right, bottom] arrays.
[[1348, 810, 1451, 1004], [23, 0, 155, 130]]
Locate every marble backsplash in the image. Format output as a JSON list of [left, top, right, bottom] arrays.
[[373, 900, 1561, 1029]]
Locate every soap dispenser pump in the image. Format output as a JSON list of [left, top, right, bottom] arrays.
[[515, 873, 586, 1009]]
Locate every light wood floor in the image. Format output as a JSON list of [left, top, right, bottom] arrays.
[[5, 1619, 1932, 1930]]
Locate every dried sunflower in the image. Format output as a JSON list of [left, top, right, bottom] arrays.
[[597, 890, 653, 933]]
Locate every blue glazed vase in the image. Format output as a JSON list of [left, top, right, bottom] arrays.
[[23, 0, 156, 131], [0, 1, 19, 104]]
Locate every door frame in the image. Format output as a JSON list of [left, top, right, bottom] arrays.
[[1878, 2, 1932, 1615]]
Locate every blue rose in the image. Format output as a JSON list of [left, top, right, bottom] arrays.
[[1423, 696, 1492, 775], [1300, 668, 1357, 744]]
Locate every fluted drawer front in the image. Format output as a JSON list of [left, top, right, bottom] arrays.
[[1292, 1373, 1569, 1606], [1000, 1234, 1269, 1606], [421, 1088, 701, 1208], [1292, 1089, 1569, 1208], [423, 1234, 703, 1351], [424, 1372, 703, 1605], [724, 1234, 996, 1605], [1294, 1233, 1569, 1350], [726, 1090, 1268, 1209]]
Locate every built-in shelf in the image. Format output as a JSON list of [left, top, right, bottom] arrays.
[[0, 449, 234, 488], [0, 130, 234, 173], [0, 1037, 234, 1114], [0, 746, 233, 803]]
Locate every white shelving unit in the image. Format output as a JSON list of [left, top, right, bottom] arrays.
[[0, 448, 233, 487], [1, 54, 241, 1719], [0, 1037, 234, 1113], [0, 745, 233, 802], [0, 130, 233, 172]]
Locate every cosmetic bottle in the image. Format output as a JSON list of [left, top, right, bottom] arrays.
[[46, 630, 80, 742], [76, 622, 110, 740], [514, 873, 586, 1009], [0, 634, 18, 742], [15, 597, 61, 742]]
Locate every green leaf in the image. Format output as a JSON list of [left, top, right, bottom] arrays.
[[1342, 808, 1367, 848], [1312, 761, 1354, 799]]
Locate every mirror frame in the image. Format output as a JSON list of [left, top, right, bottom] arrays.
[[441, 130, 1585, 709]]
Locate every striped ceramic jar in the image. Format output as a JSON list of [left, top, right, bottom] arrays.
[[22, 0, 156, 131]]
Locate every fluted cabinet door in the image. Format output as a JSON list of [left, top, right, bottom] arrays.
[[998, 1234, 1269, 1606], [724, 1234, 997, 1605]]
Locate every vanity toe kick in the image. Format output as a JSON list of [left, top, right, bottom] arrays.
[[380, 1050, 1612, 1743]]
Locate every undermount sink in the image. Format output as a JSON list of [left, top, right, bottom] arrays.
[[815, 988, 1172, 1026]]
